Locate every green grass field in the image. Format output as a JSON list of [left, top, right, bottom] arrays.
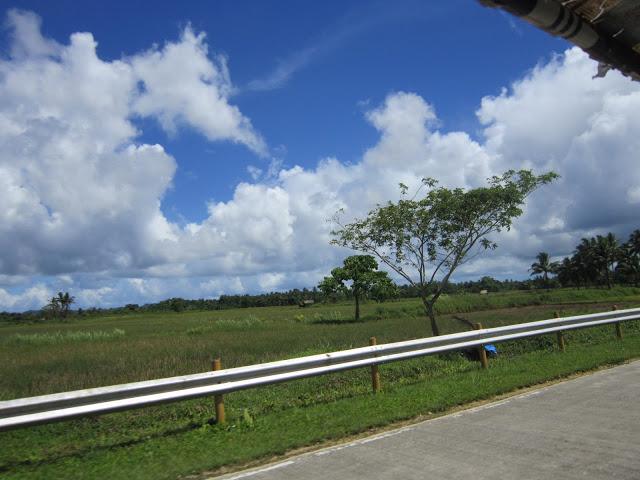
[[1, 287, 640, 479]]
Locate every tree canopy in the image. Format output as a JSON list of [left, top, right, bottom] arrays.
[[331, 169, 558, 335], [319, 255, 395, 321], [45, 291, 75, 319], [555, 230, 637, 288]]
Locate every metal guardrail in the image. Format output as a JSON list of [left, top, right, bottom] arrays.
[[1, 307, 638, 431]]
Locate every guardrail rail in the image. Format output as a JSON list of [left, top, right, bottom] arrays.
[[1, 307, 638, 431]]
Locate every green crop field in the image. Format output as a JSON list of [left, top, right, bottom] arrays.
[[1, 287, 640, 479]]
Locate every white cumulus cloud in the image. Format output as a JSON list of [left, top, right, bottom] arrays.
[[0, 9, 264, 280], [131, 26, 266, 155]]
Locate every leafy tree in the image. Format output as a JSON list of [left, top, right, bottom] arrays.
[[317, 275, 343, 303], [168, 298, 187, 312], [476, 276, 501, 293], [319, 255, 394, 321], [529, 252, 559, 288], [331, 170, 558, 336], [370, 275, 398, 303], [318, 276, 344, 303]]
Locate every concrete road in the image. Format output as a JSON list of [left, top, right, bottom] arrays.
[[213, 361, 640, 480]]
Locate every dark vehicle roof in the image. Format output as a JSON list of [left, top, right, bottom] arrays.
[[480, 0, 640, 81]]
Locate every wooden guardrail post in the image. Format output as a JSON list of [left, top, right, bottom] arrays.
[[612, 305, 623, 340], [554, 311, 565, 352], [474, 323, 489, 369], [212, 358, 226, 424], [369, 337, 381, 393]]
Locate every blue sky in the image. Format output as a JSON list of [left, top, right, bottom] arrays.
[[1, 1, 638, 310], [4, 0, 564, 221]]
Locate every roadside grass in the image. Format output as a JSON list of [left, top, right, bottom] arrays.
[[0, 287, 639, 479], [1, 325, 638, 480]]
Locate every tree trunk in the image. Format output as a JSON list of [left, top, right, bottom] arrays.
[[422, 298, 440, 336], [354, 293, 360, 322]]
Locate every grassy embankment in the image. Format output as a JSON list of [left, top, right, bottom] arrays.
[[1, 287, 639, 479]]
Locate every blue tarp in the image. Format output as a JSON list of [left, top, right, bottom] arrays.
[[484, 344, 498, 356]]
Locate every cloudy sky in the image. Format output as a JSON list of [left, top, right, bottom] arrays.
[[1, 0, 639, 311]]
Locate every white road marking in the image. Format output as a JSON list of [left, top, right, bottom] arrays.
[[221, 460, 296, 479], [448, 388, 548, 418], [314, 427, 416, 456]]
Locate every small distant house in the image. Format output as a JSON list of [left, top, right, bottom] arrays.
[[479, 290, 488, 295], [298, 300, 315, 308]]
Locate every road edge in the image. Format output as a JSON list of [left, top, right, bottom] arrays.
[[192, 357, 639, 480]]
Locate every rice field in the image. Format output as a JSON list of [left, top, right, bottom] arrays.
[[1, 287, 639, 479]]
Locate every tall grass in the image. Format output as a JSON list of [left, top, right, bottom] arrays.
[[4, 328, 125, 345], [185, 315, 263, 334]]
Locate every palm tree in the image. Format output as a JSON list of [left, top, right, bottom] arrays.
[[45, 296, 62, 319], [616, 242, 640, 286], [556, 257, 579, 287], [617, 234, 640, 286], [573, 234, 621, 288], [530, 252, 559, 288], [629, 229, 640, 254], [56, 291, 75, 318], [593, 233, 619, 289], [574, 237, 599, 286]]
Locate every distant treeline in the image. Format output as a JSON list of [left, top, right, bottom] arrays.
[[2, 227, 637, 323], [528, 230, 640, 290], [552, 230, 639, 288], [0, 277, 538, 323]]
